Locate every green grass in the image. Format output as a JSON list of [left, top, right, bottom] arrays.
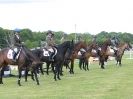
[[0, 54, 133, 99]]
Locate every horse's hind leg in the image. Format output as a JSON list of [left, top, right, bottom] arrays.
[[39, 64, 44, 75], [33, 70, 40, 85], [25, 69, 28, 82]]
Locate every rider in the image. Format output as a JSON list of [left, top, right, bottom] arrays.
[[45, 30, 56, 61], [111, 36, 120, 47], [92, 35, 97, 43], [111, 36, 120, 56], [13, 28, 22, 62]]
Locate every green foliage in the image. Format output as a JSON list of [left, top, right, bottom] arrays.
[[0, 27, 133, 49]]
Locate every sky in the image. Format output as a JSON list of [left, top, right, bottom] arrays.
[[0, 0, 133, 34]]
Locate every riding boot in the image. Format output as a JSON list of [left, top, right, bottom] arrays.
[[13, 52, 17, 62], [49, 52, 54, 61]]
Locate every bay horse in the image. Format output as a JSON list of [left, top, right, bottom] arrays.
[[97, 39, 113, 69], [115, 42, 132, 66], [69, 41, 88, 74], [79, 42, 98, 70], [0, 46, 42, 86]]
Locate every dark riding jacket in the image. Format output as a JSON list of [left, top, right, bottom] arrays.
[[14, 34, 22, 47]]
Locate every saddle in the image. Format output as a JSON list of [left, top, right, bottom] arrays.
[[7, 47, 21, 60], [43, 47, 57, 56], [78, 48, 86, 55]]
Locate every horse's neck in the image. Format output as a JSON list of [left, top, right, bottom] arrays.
[[121, 44, 127, 51], [58, 45, 69, 55], [87, 44, 94, 52], [101, 43, 108, 51]]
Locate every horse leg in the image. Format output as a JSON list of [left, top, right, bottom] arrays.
[[79, 59, 82, 70], [0, 67, 4, 84], [119, 59, 122, 66], [25, 69, 28, 82], [54, 66, 57, 81], [101, 61, 105, 69], [46, 63, 50, 75], [60, 65, 63, 76], [18, 69, 22, 86], [57, 65, 61, 80], [33, 70, 40, 85], [39, 64, 44, 75], [70, 60, 74, 74], [86, 60, 89, 71]]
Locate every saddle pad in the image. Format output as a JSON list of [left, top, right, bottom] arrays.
[[78, 51, 82, 55], [92, 49, 97, 53], [43, 49, 50, 56], [7, 48, 21, 60], [7, 49, 13, 59], [48, 48, 54, 52]]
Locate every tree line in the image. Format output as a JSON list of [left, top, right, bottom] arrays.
[[0, 27, 133, 48]]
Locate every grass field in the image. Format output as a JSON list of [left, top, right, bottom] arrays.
[[0, 52, 133, 99]]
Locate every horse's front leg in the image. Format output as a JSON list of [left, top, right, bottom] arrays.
[[18, 69, 22, 86], [70, 60, 74, 74], [0, 67, 4, 84], [86, 59, 89, 71], [54, 66, 57, 81]]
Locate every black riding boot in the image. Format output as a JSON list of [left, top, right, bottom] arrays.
[[13, 52, 17, 62], [49, 52, 54, 61]]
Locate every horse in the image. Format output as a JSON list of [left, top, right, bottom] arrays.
[[31, 48, 52, 75], [115, 42, 132, 66], [79, 42, 98, 71], [69, 41, 88, 74], [0, 46, 42, 86], [31, 40, 74, 80], [97, 39, 114, 69]]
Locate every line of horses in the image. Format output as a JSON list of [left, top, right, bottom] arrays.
[[0, 39, 132, 86]]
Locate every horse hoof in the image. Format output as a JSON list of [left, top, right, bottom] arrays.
[[18, 84, 22, 86], [37, 83, 40, 85], [58, 78, 61, 80], [0, 82, 3, 84], [60, 74, 63, 76]]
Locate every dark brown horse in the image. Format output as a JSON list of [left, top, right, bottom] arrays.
[[79, 42, 98, 70], [97, 39, 113, 69], [104, 42, 132, 66], [115, 42, 132, 66], [69, 41, 88, 74], [0, 46, 42, 86]]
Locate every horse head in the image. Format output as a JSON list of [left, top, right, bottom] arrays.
[[125, 42, 132, 50]]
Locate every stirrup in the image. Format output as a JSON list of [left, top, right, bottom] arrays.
[[49, 58, 54, 61], [12, 59, 16, 62]]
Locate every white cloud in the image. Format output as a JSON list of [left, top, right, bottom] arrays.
[[0, 0, 133, 34]]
